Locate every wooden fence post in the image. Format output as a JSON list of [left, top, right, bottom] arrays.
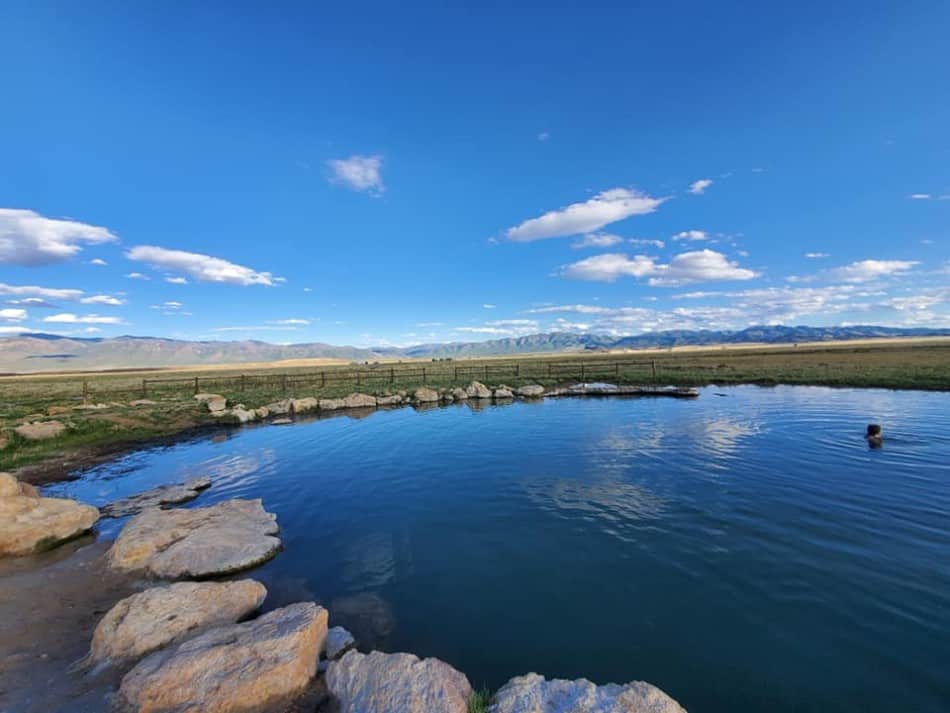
[[652, 360, 657, 380], [357, 372, 361, 386], [82, 379, 89, 404], [515, 364, 520, 377], [422, 367, 427, 383], [320, 372, 325, 388], [391, 367, 395, 383], [194, 376, 199, 395], [282, 374, 288, 392], [240, 374, 246, 392], [615, 363, 620, 376], [141, 379, 147, 398]]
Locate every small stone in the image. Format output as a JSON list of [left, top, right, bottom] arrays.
[[327, 650, 472, 713], [494, 387, 514, 399], [413, 387, 440, 403], [108, 499, 281, 578], [14, 420, 66, 441], [324, 626, 356, 660], [343, 393, 377, 409], [515, 385, 545, 398], [451, 387, 469, 401], [490, 673, 686, 713], [119, 602, 327, 713], [465, 381, 492, 399], [90, 580, 267, 666]]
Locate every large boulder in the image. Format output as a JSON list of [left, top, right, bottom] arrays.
[[194, 394, 227, 413], [265, 399, 292, 415], [343, 393, 377, 409], [15, 420, 66, 440], [0, 492, 99, 556], [515, 385, 546, 398], [108, 499, 281, 578], [327, 650, 472, 713], [319, 398, 346, 411], [291, 397, 319, 414], [450, 387, 469, 401], [230, 407, 258, 423], [100, 477, 211, 518], [119, 602, 327, 713], [413, 387, 440, 403], [494, 387, 514, 399], [465, 381, 492, 399], [0, 472, 37, 498], [90, 580, 267, 666], [376, 394, 403, 406], [489, 673, 686, 713]]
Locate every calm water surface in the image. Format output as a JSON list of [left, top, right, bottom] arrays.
[[49, 386, 950, 712]]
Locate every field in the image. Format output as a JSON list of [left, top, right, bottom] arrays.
[[2, 338, 948, 476]]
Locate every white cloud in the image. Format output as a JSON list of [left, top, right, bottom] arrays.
[[537, 132, 550, 142], [571, 233, 624, 249], [89, 258, 108, 266], [0, 308, 27, 322], [43, 313, 123, 324], [0, 282, 83, 301], [164, 301, 184, 309], [505, 188, 666, 241], [832, 259, 919, 283], [453, 319, 539, 337], [327, 154, 384, 194], [165, 276, 189, 285], [0, 326, 40, 335], [126, 246, 279, 286], [909, 194, 931, 200], [629, 238, 665, 248], [804, 252, 829, 258], [482, 303, 496, 309], [269, 318, 310, 325], [689, 179, 713, 195], [6, 297, 58, 308], [212, 325, 301, 332], [126, 272, 150, 280], [0, 208, 118, 266], [558, 249, 757, 285], [672, 229, 708, 242], [79, 294, 125, 306]]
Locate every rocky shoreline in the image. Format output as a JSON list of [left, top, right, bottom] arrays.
[[0, 383, 689, 712]]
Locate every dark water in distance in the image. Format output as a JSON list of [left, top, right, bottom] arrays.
[[49, 386, 950, 712]]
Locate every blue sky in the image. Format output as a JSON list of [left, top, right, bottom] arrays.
[[1, 1, 947, 346]]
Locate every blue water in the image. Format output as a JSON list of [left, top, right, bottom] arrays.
[[48, 386, 950, 712]]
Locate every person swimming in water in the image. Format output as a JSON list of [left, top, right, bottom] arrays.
[[866, 424, 883, 448]]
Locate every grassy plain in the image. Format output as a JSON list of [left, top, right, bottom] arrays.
[[2, 338, 948, 477]]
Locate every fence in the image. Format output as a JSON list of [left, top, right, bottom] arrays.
[[134, 358, 662, 398]]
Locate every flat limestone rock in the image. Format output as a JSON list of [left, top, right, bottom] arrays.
[[343, 393, 377, 409], [327, 650, 472, 713], [0, 494, 99, 556], [324, 626, 356, 660], [319, 398, 345, 411], [91, 580, 267, 666], [490, 673, 686, 713], [0, 472, 38, 498], [100, 478, 212, 518], [108, 499, 281, 578], [413, 387, 440, 403], [375, 394, 403, 406], [119, 602, 327, 713], [15, 420, 66, 440], [465, 381, 492, 399], [515, 385, 545, 398], [292, 397, 319, 413]]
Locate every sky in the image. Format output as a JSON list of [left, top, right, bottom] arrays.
[[1, 1, 948, 347]]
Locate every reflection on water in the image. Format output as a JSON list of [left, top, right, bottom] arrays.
[[49, 386, 950, 713]]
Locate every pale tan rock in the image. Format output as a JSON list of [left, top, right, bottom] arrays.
[[74, 403, 110, 411], [265, 399, 292, 415], [318, 398, 345, 410], [490, 673, 686, 713], [254, 406, 270, 419], [376, 394, 403, 406], [108, 499, 280, 578], [119, 602, 326, 713], [194, 393, 227, 412], [91, 580, 267, 666], [515, 385, 546, 398], [230, 407, 257, 423], [47, 405, 71, 416], [100, 477, 211, 518], [291, 397, 319, 413], [14, 420, 66, 440], [465, 381, 492, 399], [327, 650, 472, 713], [451, 387, 469, 401], [494, 387, 514, 399], [343, 393, 377, 409], [413, 387, 440, 403], [0, 494, 99, 556], [0, 472, 26, 497], [129, 399, 157, 407]]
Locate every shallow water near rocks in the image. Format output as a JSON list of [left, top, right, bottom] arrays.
[[47, 385, 950, 712]]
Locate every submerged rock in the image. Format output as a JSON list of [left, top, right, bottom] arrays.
[[327, 650, 472, 713], [108, 498, 281, 578], [324, 625, 356, 660], [0, 489, 99, 556], [100, 477, 211, 519], [515, 385, 545, 398], [343, 393, 377, 409], [272, 417, 293, 425], [14, 420, 66, 441], [465, 381, 492, 399], [413, 387, 440, 403], [90, 580, 267, 666], [490, 673, 686, 713], [119, 602, 326, 713]]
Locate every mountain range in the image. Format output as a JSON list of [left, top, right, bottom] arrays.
[[1, 325, 948, 373]]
